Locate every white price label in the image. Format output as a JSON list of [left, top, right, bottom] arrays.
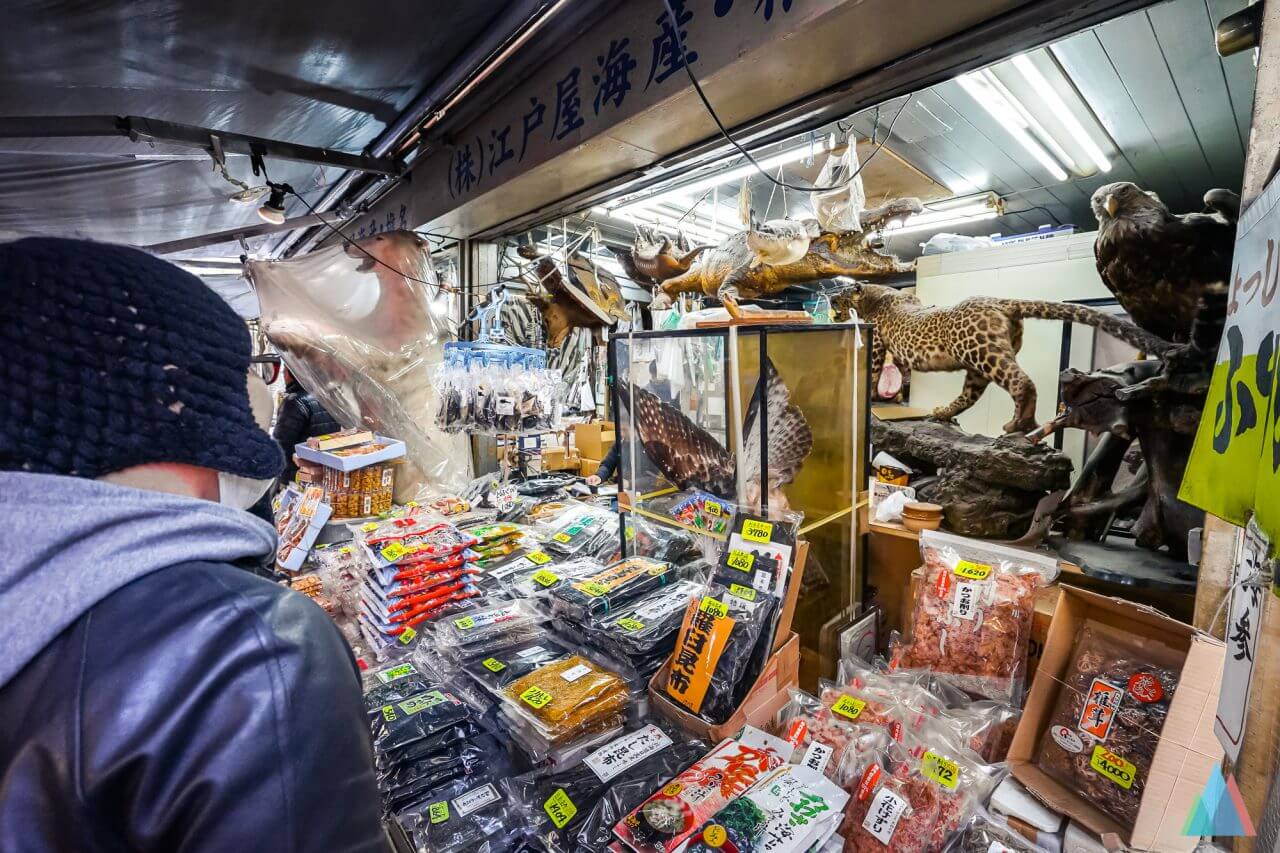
[[561, 663, 592, 683], [951, 581, 980, 621], [495, 485, 517, 512], [753, 569, 773, 593], [800, 741, 834, 776], [861, 788, 907, 845], [454, 783, 500, 817], [496, 396, 516, 415], [584, 724, 674, 783], [517, 645, 546, 659]]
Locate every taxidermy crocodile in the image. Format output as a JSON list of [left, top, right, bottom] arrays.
[[842, 283, 1173, 433], [649, 197, 923, 316], [611, 228, 713, 286]]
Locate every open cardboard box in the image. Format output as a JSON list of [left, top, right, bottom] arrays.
[[1008, 586, 1225, 852], [573, 421, 615, 461], [648, 542, 807, 741]]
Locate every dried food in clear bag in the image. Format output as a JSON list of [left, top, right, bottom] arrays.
[[942, 701, 1021, 764], [662, 584, 776, 724], [682, 766, 850, 853], [371, 689, 472, 756], [381, 736, 498, 814], [772, 688, 891, 784], [437, 601, 541, 649], [951, 810, 1044, 853], [667, 490, 736, 537], [590, 578, 704, 657], [541, 505, 614, 558], [550, 557, 680, 620], [890, 531, 1057, 704], [460, 638, 576, 693], [623, 511, 698, 564], [505, 721, 708, 852], [1033, 620, 1182, 829], [502, 655, 630, 738], [613, 727, 792, 853], [504, 556, 605, 600], [364, 661, 435, 712], [375, 722, 484, 772], [397, 769, 523, 853]]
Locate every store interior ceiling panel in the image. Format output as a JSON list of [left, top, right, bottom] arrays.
[[0, 0, 571, 252]]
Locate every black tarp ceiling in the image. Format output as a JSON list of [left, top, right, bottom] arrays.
[[0, 0, 511, 250]]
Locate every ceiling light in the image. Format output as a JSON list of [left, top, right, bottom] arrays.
[[1011, 54, 1111, 174], [957, 72, 1068, 182], [881, 208, 999, 237], [257, 184, 288, 224]]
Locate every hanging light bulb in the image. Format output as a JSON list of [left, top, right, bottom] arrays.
[[257, 184, 288, 224]]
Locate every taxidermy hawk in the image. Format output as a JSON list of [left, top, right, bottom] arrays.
[[615, 358, 812, 510], [1091, 181, 1238, 344]]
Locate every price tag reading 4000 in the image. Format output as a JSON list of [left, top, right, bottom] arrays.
[[741, 519, 774, 543], [1090, 745, 1136, 789], [922, 750, 959, 790], [726, 550, 755, 572]]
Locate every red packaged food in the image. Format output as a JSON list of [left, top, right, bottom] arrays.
[[890, 531, 1057, 704], [772, 687, 891, 784]]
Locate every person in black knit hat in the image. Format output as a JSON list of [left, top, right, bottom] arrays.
[[0, 238, 384, 853]]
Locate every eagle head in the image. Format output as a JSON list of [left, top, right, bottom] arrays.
[[1091, 181, 1169, 228]]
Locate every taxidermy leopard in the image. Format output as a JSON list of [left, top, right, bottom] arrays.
[[844, 283, 1172, 433]]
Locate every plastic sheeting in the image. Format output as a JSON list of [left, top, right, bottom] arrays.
[[250, 230, 469, 496]]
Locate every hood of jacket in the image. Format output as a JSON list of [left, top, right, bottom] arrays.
[[0, 472, 277, 689]]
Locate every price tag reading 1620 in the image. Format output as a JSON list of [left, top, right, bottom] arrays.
[[953, 559, 992, 580], [520, 685, 554, 709], [741, 520, 774, 543], [726, 550, 755, 572]]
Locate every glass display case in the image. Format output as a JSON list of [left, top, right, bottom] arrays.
[[608, 322, 871, 687]]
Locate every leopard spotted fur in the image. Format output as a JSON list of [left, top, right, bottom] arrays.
[[845, 284, 1171, 433]]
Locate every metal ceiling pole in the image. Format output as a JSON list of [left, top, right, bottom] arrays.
[[143, 211, 353, 255], [274, 0, 560, 258]]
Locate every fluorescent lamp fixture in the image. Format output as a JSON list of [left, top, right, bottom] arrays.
[[881, 208, 999, 236], [957, 72, 1068, 182], [1011, 54, 1111, 173]]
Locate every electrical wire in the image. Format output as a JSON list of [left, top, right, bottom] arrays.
[[659, 0, 911, 194]]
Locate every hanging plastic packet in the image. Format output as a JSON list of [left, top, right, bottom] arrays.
[[891, 530, 1058, 704], [682, 766, 850, 853], [371, 689, 473, 757], [506, 721, 708, 852], [550, 557, 680, 621], [771, 687, 892, 784], [1033, 620, 1182, 829], [811, 140, 865, 233], [397, 766, 524, 853], [662, 583, 776, 724], [613, 726, 792, 853]]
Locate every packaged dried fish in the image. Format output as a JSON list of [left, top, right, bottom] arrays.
[[772, 688, 892, 784], [612, 727, 792, 853], [891, 531, 1057, 704], [1033, 620, 1182, 829]]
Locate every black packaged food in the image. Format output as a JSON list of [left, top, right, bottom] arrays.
[[397, 766, 522, 853], [662, 583, 776, 724], [381, 738, 497, 814], [505, 721, 708, 852], [550, 557, 680, 620], [372, 689, 472, 756], [1034, 620, 1183, 829], [376, 722, 484, 771], [462, 638, 576, 693], [589, 579, 703, 659], [365, 661, 434, 712]]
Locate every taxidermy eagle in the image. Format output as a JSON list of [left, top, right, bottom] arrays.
[[615, 358, 812, 510], [1092, 181, 1238, 344]]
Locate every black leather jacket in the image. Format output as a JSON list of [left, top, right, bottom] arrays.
[[0, 562, 386, 853], [273, 382, 343, 486]]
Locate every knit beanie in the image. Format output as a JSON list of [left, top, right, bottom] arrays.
[[0, 237, 285, 480]]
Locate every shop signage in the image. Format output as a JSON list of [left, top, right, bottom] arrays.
[[1181, 172, 1280, 545], [1214, 519, 1269, 762]]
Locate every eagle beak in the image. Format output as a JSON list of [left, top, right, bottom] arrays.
[[1105, 194, 1118, 217]]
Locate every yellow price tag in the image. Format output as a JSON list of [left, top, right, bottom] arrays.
[[380, 542, 407, 562], [482, 658, 506, 673], [552, 532, 573, 543], [662, 782, 684, 797], [543, 789, 577, 829], [361, 522, 378, 532], [397, 626, 417, 645], [954, 560, 993, 581], [699, 597, 729, 618], [728, 583, 757, 602], [831, 694, 866, 721], [454, 616, 476, 630], [616, 618, 645, 632], [579, 581, 610, 597], [428, 801, 449, 824], [1090, 745, 1136, 790], [741, 520, 774, 543], [702, 825, 727, 848], [527, 551, 552, 565], [520, 685, 554, 709], [406, 501, 419, 507], [726, 550, 755, 572], [704, 501, 723, 517], [531, 569, 560, 587], [922, 750, 960, 790]]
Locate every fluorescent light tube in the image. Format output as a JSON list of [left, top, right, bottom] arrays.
[[882, 209, 999, 236], [1011, 54, 1111, 174], [957, 73, 1068, 182]]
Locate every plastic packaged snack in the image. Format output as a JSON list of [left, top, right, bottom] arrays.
[[662, 584, 777, 723], [504, 557, 605, 600], [590, 578, 704, 657], [397, 768, 524, 853], [550, 557, 680, 621], [951, 810, 1044, 853], [613, 726, 792, 853], [381, 737, 497, 813], [1033, 620, 1182, 829], [772, 688, 892, 784], [365, 661, 435, 712], [541, 505, 616, 559], [891, 531, 1057, 704], [683, 766, 850, 853], [506, 721, 708, 852], [436, 601, 541, 650], [501, 655, 630, 741], [371, 689, 473, 756], [458, 638, 576, 694]]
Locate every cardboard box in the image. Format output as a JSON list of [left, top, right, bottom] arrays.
[[573, 421, 615, 461], [1008, 586, 1225, 852], [540, 446, 580, 472], [647, 542, 808, 741], [579, 457, 600, 477]]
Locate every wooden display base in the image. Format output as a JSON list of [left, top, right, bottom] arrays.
[[694, 310, 813, 328]]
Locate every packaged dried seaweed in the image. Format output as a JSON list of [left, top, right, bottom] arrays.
[[1033, 620, 1182, 829], [396, 764, 523, 853], [505, 721, 708, 852], [682, 766, 850, 853], [460, 638, 576, 694], [890, 531, 1057, 704], [550, 557, 680, 620], [662, 584, 776, 723], [381, 737, 498, 813], [589, 578, 704, 658], [371, 689, 472, 756]]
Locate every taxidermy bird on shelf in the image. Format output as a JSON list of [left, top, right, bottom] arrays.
[[615, 358, 812, 511], [1091, 181, 1238, 344]]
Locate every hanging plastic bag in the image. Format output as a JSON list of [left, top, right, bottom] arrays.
[[812, 143, 865, 233]]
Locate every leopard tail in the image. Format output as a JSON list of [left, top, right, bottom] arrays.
[[999, 299, 1173, 355]]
